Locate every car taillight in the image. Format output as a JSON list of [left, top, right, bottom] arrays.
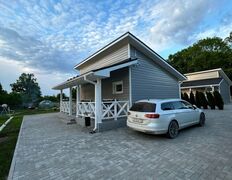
[[144, 113, 160, 118]]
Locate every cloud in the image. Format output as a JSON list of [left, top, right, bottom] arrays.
[[0, 27, 76, 73], [0, 0, 231, 94], [139, 0, 218, 50]]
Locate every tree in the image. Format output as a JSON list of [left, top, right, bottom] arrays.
[[0, 83, 22, 108], [206, 92, 215, 109], [199, 92, 208, 109], [189, 91, 195, 105], [195, 91, 201, 108], [0, 83, 8, 105], [168, 34, 232, 81], [225, 31, 232, 47], [181, 93, 184, 100], [72, 88, 76, 99], [183, 92, 190, 102], [213, 91, 224, 110], [10, 73, 41, 106], [57, 93, 67, 101]]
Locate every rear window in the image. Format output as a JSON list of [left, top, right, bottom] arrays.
[[130, 102, 156, 112]]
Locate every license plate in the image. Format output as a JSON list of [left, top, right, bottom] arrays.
[[133, 118, 143, 123]]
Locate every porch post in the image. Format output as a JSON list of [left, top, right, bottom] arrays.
[[95, 78, 102, 125], [76, 85, 80, 117], [60, 89, 63, 112], [69, 87, 72, 116]]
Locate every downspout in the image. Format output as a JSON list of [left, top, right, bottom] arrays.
[[83, 75, 98, 133], [179, 81, 182, 99]]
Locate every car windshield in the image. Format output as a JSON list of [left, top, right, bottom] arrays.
[[130, 102, 156, 112]]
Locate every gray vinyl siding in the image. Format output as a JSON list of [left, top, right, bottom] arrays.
[[130, 47, 179, 103], [79, 44, 129, 74], [220, 80, 231, 103], [102, 67, 129, 100], [80, 67, 129, 101]]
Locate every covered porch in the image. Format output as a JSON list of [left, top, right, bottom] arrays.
[[52, 59, 137, 132]]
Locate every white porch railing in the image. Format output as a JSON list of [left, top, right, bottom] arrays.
[[102, 101, 129, 120], [76, 100, 129, 120], [60, 101, 76, 114], [77, 102, 96, 118], [60, 101, 69, 113]]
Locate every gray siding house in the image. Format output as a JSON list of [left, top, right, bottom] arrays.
[[181, 68, 232, 103], [53, 32, 186, 132]]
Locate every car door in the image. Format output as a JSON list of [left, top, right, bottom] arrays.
[[172, 101, 192, 128], [181, 101, 198, 124]]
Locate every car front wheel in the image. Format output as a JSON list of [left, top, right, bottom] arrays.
[[167, 121, 179, 139], [199, 113, 205, 126]]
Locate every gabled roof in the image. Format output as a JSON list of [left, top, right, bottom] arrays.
[[184, 68, 232, 86], [181, 78, 223, 88], [74, 32, 186, 81]]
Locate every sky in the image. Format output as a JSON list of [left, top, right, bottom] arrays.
[[0, 0, 232, 95]]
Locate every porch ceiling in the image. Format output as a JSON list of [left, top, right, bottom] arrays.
[[52, 59, 138, 90]]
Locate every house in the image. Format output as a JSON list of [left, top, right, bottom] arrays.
[[181, 68, 232, 103], [52, 32, 186, 132]]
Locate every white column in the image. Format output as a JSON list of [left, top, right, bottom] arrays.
[[60, 89, 63, 112], [69, 87, 72, 116], [95, 78, 102, 125], [76, 85, 80, 117]]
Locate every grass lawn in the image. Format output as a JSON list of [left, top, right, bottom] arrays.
[[0, 108, 58, 180], [0, 116, 9, 126]]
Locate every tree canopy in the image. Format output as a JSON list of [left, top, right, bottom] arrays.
[[168, 32, 232, 80], [10, 73, 41, 105]]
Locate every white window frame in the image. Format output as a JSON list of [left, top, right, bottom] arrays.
[[112, 81, 123, 94]]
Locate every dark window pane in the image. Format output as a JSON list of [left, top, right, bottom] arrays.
[[130, 102, 156, 112], [161, 102, 174, 111], [116, 84, 122, 92]]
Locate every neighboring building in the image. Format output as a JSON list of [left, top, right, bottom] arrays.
[[181, 68, 232, 103], [52, 32, 186, 132]]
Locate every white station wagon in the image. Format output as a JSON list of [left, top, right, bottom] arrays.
[[127, 99, 205, 138]]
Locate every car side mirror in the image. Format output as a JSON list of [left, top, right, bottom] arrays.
[[192, 105, 197, 110]]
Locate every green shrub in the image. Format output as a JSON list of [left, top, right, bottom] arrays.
[[213, 91, 224, 110], [189, 91, 196, 105], [206, 92, 215, 109], [183, 92, 190, 102], [181, 93, 184, 100], [195, 91, 201, 108], [199, 92, 208, 109]]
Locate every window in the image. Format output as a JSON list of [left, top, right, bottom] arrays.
[[181, 101, 194, 109], [130, 102, 156, 112], [161, 102, 174, 111], [172, 101, 186, 110], [112, 81, 123, 94]]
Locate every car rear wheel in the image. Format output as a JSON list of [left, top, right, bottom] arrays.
[[167, 121, 179, 139], [199, 113, 205, 126]]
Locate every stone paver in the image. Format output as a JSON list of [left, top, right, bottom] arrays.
[[9, 104, 232, 180]]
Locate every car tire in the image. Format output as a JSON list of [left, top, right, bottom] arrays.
[[167, 120, 179, 139], [199, 113, 205, 127]]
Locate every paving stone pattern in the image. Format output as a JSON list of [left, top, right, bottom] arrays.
[[9, 104, 232, 180]]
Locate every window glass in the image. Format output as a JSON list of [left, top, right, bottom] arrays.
[[112, 81, 123, 94], [130, 102, 156, 112], [181, 101, 194, 109], [172, 101, 186, 110], [161, 102, 174, 111]]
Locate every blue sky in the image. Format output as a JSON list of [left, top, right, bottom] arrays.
[[0, 0, 232, 95]]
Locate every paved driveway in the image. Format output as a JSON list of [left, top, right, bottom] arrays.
[[9, 104, 232, 180]]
